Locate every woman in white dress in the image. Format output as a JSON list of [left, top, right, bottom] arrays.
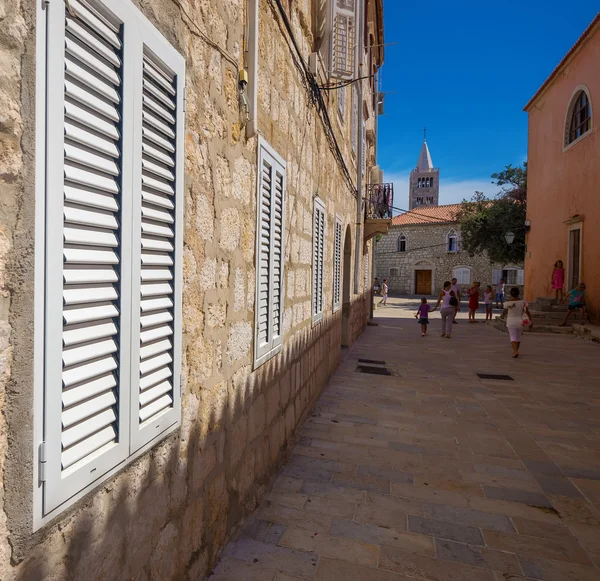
[[504, 287, 533, 358]]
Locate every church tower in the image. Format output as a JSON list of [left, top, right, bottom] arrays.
[[408, 134, 439, 209]]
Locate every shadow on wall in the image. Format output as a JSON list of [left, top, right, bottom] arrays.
[[12, 294, 370, 581]]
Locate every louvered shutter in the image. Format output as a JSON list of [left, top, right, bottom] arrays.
[[129, 23, 185, 452], [517, 269, 525, 285], [361, 120, 366, 176], [333, 217, 342, 312], [492, 269, 502, 285], [255, 139, 286, 367], [312, 200, 325, 322], [329, 0, 357, 80], [43, 0, 130, 514], [351, 86, 358, 154]]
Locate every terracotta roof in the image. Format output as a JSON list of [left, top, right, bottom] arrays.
[[524, 13, 600, 111], [392, 203, 462, 226]]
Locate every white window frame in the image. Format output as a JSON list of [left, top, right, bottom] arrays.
[[328, 0, 357, 81], [33, 0, 185, 529], [312, 197, 326, 323], [563, 84, 593, 152], [452, 267, 472, 285], [254, 137, 287, 368], [333, 215, 342, 313], [447, 230, 459, 253], [351, 85, 358, 155], [397, 233, 407, 253]]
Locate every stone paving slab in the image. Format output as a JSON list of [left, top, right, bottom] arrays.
[[208, 297, 600, 580]]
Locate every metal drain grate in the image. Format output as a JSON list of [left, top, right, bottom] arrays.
[[356, 365, 392, 376], [358, 358, 386, 365], [477, 373, 514, 381]]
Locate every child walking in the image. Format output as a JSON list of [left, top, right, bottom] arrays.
[[484, 285, 494, 321], [560, 282, 587, 326], [415, 297, 431, 336], [468, 282, 481, 323], [504, 287, 533, 358], [552, 260, 565, 302]]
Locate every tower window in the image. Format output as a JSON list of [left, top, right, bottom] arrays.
[[566, 90, 591, 146], [430, 178, 434, 188]]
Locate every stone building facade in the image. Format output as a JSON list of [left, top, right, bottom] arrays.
[[375, 205, 524, 296], [0, 0, 384, 580]]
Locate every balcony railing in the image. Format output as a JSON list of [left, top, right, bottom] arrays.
[[365, 183, 393, 220]]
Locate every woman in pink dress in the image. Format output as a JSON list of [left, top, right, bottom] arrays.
[[552, 260, 565, 302]]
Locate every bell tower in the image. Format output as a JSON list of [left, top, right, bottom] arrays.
[[409, 130, 439, 209]]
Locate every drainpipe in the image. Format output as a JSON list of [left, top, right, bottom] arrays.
[[246, 0, 258, 138], [353, 0, 364, 295]]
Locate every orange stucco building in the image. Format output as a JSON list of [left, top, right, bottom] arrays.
[[524, 14, 600, 322]]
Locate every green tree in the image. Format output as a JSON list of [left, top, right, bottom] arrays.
[[457, 163, 527, 264]]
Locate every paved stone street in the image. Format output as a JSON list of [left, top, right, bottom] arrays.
[[210, 297, 600, 580]]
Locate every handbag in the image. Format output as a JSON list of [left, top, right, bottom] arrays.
[[521, 304, 531, 327]]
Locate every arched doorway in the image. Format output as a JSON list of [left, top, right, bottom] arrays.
[[341, 226, 352, 347]]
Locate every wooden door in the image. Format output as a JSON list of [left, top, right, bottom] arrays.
[[568, 228, 581, 290], [415, 270, 432, 295]]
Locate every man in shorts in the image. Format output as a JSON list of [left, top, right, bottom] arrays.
[[495, 279, 505, 309], [450, 278, 461, 324], [380, 279, 389, 306]]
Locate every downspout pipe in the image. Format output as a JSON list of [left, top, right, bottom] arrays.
[[246, 0, 259, 138], [354, 0, 364, 295]]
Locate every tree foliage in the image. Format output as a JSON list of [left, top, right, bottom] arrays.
[[456, 163, 527, 264]]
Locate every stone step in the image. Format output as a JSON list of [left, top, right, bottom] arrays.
[[490, 318, 575, 334], [530, 310, 567, 319], [529, 302, 569, 312]]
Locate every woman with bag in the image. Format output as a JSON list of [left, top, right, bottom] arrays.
[[504, 287, 533, 358]]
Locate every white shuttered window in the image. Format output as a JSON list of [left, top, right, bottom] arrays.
[[312, 199, 326, 322], [39, 0, 184, 522], [254, 139, 286, 368], [351, 86, 358, 155], [333, 216, 342, 312], [329, 0, 357, 80]]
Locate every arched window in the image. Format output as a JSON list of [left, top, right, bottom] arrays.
[[447, 230, 458, 252], [452, 267, 471, 284], [397, 234, 407, 252], [566, 89, 592, 146]]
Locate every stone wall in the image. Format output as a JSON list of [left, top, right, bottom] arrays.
[[0, 0, 376, 579], [375, 224, 521, 296]]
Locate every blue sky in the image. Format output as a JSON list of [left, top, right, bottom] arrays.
[[378, 1, 599, 209]]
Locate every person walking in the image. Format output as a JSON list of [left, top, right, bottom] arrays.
[[450, 277, 461, 324], [495, 278, 505, 309], [551, 260, 565, 303], [504, 287, 533, 358], [559, 282, 587, 326], [432, 281, 454, 339], [484, 285, 494, 321], [468, 282, 480, 323], [415, 297, 431, 337], [380, 279, 389, 306]]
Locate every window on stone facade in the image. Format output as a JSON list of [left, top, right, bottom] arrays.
[[416, 196, 423, 206], [312, 198, 326, 322], [452, 267, 471, 284], [426, 196, 434, 205], [397, 234, 407, 252], [338, 85, 346, 122], [35, 0, 186, 526], [499, 268, 524, 286], [447, 230, 459, 252], [390, 268, 399, 276], [333, 216, 342, 312], [255, 139, 287, 366], [430, 178, 434, 188], [566, 90, 591, 146]]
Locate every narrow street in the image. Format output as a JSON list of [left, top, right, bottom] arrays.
[[211, 297, 600, 581]]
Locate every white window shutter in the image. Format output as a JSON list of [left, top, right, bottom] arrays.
[[129, 22, 185, 452], [312, 200, 325, 321], [43, 0, 130, 514], [329, 0, 357, 80], [338, 86, 346, 119], [492, 269, 502, 285], [255, 139, 286, 367], [333, 217, 342, 312], [517, 269, 525, 285], [361, 120, 366, 176], [351, 86, 358, 154]]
